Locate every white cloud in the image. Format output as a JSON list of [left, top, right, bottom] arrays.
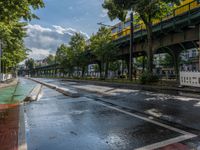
[[53, 25, 66, 34], [24, 24, 89, 60], [100, 9, 108, 18], [28, 48, 51, 60]]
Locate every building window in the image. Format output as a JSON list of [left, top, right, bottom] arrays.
[[185, 52, 189, 59], [192, 49, 196, 57]]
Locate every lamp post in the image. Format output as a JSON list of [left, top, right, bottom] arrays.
[[129, 12, 134, 81]]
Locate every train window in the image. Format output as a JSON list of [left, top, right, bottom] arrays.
[[118, 24, 122, 31], [124, 21, 130, 28], [112, 28, 117, 33]]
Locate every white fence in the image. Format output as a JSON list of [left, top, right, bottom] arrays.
[[180, 71, 200, 87], [0, 74, 13, 82]]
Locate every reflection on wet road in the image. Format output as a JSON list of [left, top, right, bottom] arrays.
[[25, 78, 199, 150]]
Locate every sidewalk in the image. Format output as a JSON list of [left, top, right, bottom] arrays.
[[0, 78, 18, 89]]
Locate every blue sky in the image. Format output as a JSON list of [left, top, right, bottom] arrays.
[[25, 0, 119, 59], [30, 0, 115, 35]]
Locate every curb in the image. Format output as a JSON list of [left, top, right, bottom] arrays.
[[28, 78, 80, 98], [56, 87, 80, 98], [24, 84, 43, 102]]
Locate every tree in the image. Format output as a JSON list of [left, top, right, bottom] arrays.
[[135, 56, 147, 72], [160, 53, 174, 68], [56, 44, 74, 76], [102, 0, 181, 74], [0, 0, 45, 22], [45, 54, 55, 65], [90, 26, 118, 79], [25, 58, 35, 76], [0, 0, 45, 73], [69, 33, 88, 77]]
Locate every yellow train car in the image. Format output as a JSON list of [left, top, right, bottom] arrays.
[[112, 0, 200, 40]]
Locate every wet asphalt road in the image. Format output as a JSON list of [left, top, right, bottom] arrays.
[[24, 78, 200, 150]]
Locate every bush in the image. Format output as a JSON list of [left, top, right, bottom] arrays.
[[139, 71, 159, 84]]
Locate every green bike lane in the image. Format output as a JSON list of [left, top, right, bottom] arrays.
[[0, 78, 37, 150]]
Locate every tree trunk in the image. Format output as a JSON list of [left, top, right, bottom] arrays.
[[81, 66, 85, 78], [146, 23, 154, 73], [98, 61, 102, 79], [142, 55, 145, 73], [125, 57, 129, 77], [172, 52, 180, 82], [105, 61, 109, 79]]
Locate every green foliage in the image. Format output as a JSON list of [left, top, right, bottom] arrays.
[[102, 0, 182, 73], [0, 0, 44, 73], [135, 56, 147, 68], [0, 0, 44, 22], [103, 0, 181, 21], [55, 33, 89, 76], [69, 33, 87, 68], [159, 53, 173, 67], [25, 58, 35, 70], [90, 26, 118, 78], [90, 27, 117, 61], [55, 27, 118, 78], [139, 71, 159, 84], [45, 54, 55, 65], [109, 61, 121, 72], [56, 44, 74, 74]]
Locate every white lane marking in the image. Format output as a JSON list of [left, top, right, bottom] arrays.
[[95, 101, 196, 135], [94, 101, 197, 150], [135, 134, 196, 150]]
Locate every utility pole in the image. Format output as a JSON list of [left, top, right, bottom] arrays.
[[129, 12, 134, 81]]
